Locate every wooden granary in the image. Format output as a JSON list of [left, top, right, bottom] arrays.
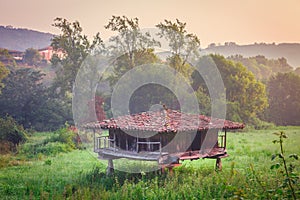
[[84, 109, 244, 173]]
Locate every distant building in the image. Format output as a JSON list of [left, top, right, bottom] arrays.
[[38, 46, 64, 62], [7, 50, 23, 61]]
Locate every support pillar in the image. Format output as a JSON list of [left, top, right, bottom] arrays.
[[215, 157, 222, 171], [106, 159, 114, 175]]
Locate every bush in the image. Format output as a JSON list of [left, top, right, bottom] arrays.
[[54, 125, 77, 149], [0, 116, 28, 152], [247, 117, 275, 130], [35, 142, 72, 156], [20, 124, 78, 158]]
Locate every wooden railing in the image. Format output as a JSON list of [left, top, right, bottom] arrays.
[[95, 136, 116, 152], [95, 135, 162, 155], [218, 133, 226, 149], [136, 140, 162, 155]]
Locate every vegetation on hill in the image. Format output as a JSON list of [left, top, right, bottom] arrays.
[[0, 61, 9, 94], [0, 25, 53, 51], [228, 55, 293, 80], [204, 42, 300, 68], [265, 72, 300, 125]]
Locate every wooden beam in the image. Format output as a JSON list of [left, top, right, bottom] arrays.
[[215, 158, 222, 171], [224, 129, 227, 149], [93, 128, 96, 152], [106, 159, 114, 175]]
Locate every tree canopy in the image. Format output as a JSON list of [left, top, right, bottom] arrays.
[[0, 61, 9, 94], [51, 17, 103, 97], [24, 48, 41, 66], [2, 16, 299, 133], [105, 15, 161, 86], [156, 19, 200, 67], [266, 72, 300, 125], [192, 54, 268, 123], [228, 55, 293, 80]]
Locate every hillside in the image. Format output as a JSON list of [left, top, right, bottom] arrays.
[[0, 26, 53, 51], [202, 43, 300, 68]]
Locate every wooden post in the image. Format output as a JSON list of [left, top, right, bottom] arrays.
[[148, 138, 150, 151], [224, 129, 227, 149], [93, 129, 96, 152], [136, 134, 139, 153], [126, 135, 128, 151], [106, 159, 114, 175], [216, 158, 222, 171], [113, 131, 116, 152]]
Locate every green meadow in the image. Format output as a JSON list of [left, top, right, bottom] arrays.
[[0, 127, 299, 199]]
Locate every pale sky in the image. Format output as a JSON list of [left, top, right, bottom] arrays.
[[1, 0, 299, 48]]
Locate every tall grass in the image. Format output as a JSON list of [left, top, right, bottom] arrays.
[[0, 127, 299, 199]]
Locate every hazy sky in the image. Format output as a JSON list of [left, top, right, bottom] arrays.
[[1, 0, 299, 48]]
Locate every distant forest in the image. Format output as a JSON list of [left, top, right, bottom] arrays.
[[0, 26, 53, 51], [203, 42, 300, 68]]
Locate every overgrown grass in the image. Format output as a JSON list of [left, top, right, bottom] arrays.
[[0, 127, 299, 199]]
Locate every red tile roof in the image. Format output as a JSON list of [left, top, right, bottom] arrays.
[[84, 109, 244, 132]]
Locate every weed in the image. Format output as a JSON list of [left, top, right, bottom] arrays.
[[271, 131, 298, 199]]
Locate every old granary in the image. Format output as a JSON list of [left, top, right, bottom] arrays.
[[84, 108, 244, 173]]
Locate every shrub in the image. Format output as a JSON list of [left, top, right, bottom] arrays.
[[19, 124, 78, 158], [0, 116, 28, 152], [247, 116, 275, 130]]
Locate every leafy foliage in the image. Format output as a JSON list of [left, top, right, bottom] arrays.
[[51, 17, 103, 97], [0, 48, 16, 67], [0, 116, 27, 152], [0, 61, 9, 94], [156, 19, 200, 80], [266, 72, 300, 125], [23, 48, 41, 66], [105, 16, 160, 61], [20, 124, 78, 157], [228, 55, 293, 80], [192, 54, 268, 124], [105, 16, 161, 86], [0, 67, 72, 131], [0, 68, 45, 128], [270, 131, 298, 199], [156, 19, 200, 64]]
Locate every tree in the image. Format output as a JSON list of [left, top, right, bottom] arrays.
[[51, 17, 103, 97], [105, 15, 160, 68], [0, 61, 9, 94], [228, 55, 293, 80], [0, 48, 16, 67], [24, 48, 41, 66], [214, 55, 268, 123], [108, 48, 161, 86], [156, 19, 200, 71], [192, 54, 268, 123], [0, 68, 45, 128], [104, 15, 161, 87], [0, 67, 72, 131], [266, 72, 300, 125]]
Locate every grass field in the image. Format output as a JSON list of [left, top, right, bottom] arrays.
[[0, 127, 299, 199]]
